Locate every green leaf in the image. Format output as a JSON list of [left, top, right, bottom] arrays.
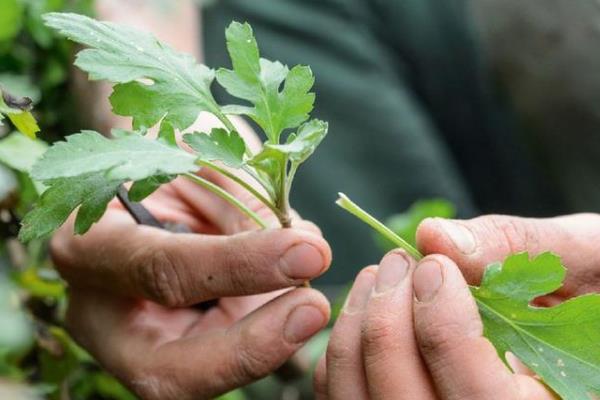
[[184, 128, 246, 168], [247, 146, 286, 201], [6, 112, 40, 139], [31, 130, 197, 183], [43, 12, 223, 133], [473, 252, 600, 400], [129, 175, 174, 202], [263, 119, 328, 163], [0, 132, 48, 172], [19, 173, 123, 242], [217, 22, 315, 143]]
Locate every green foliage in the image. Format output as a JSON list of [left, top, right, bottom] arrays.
[[32, 130, 197, 182], [217, 22, 315, 144], [474, 252, 600, 400], [0, 0, 24, 42], [43, 12, 224, 132], [337, 194, 600, 400], [185, 128, 246, 168], [21, 12, 327, 243], [375, 199, 456, 251], [0, 0, 95, 140], [20, 130, 200, 241]]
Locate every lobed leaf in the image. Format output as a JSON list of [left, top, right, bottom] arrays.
[[43, 12, 222, 133], [184, 128, 246, 168], [473, 252, 600, 400], [19, 173, 123, 242], [128, 175, 174, 202], [217, 22, 315, 143], [32, 130, 197, 183]]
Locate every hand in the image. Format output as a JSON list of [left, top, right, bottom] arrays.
[[51, 167, 332, 400], [315, 251, 556, 400], [416, 213, 600, 304]]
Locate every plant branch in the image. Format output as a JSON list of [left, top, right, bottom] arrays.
[[183, 173, 268, 229], [336, 193, 423, 260]]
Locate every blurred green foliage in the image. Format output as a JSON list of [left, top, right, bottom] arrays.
[[0, 0, 95, 138], [374, 199, 456, 251], [0, 1, 137, 399]]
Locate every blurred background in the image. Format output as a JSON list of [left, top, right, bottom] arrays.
[[1, 0, 599, 399]]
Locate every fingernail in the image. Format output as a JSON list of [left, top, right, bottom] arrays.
[[375, 252, 409, 294], [413, 259, 444, 302], [280, 243, 325, 280], [343, 270, 376, 314], [284, 305, 327, 343], [437, 219, 476, 255]]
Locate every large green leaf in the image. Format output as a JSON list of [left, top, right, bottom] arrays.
[[217, 22, 315, 143], [473, 252, 600, 400], [19, 173, 123, 242], [21, 130, 199, 241], [43, 12, 223, 132], [31, 130, 197, 182]]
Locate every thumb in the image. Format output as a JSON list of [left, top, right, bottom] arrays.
[[416, 213, 600, 288]]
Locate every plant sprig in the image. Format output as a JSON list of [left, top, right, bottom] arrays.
[[19, 13, 327, 242]]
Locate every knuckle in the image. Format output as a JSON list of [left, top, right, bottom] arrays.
[[416, 319, 468, 356], [134, 246, 186, 307], [129, 369, 181, 400], [325, 335, 350, 365], [223, 237, 285, 292], [361, 314, 399, 360], [484, 215, 542, 255], [231, 327, 276, 382]]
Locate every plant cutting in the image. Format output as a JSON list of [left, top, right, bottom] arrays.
[[337, 193, 600, 400], [18, 13, 327, 243]]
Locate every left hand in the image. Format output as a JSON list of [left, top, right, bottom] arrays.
[[314, 251, 557, 400]]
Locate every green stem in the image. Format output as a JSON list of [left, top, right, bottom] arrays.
[[278, 157, 292, 228], [336, 193, 423, 260], [285, 162, 299, 207], [183, 173, 268, 229], [196, 160, 285, 221], [216, 112, 237, 133]]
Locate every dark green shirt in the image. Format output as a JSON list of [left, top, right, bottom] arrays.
[[203, 0, 566, 284]]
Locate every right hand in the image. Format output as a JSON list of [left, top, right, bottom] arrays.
[[51, 167, 332, 400], [416, 213, 600, 304]]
